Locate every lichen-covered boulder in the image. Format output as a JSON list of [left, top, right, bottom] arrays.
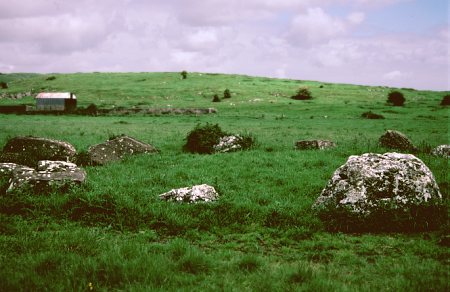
[[159, 184, 219, 203], [213, 135, 243, 153], [313, 153, 443, 231], [379, 130, 417, 152], [295, 140, 335, 150], [0, 136, 77, 167], [0, 163, 34, 192], [86, 135, 158, 165], [431, 145, 449, 158], [7, 160, 86, 193]]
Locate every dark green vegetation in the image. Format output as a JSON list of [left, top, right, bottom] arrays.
[[441, 95, 450, 106], [387, 90, 406, 106], [0, 72, 449, 291], [291, 87, 313, 100]]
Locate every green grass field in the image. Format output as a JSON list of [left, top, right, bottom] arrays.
[[0, 72, 448, 291]]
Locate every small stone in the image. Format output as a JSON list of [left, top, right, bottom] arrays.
[[159, 184, 219, 203], [379, 130, 417, 152], [213, 135, 243, 153], [431, 145, 450, 158], [295, 140, 335, 150]]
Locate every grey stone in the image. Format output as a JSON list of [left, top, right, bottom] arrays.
[[87, 135, 158, 165], [0, 136, 77, 167], [431, 145, 449, 158], [313, 153, 442, 227], [213, 135, 243, 153], [7, 160, 86, 193], [379, 130, 417, 152], [159, 184, 219, 203], [295, 140, 335, 150]]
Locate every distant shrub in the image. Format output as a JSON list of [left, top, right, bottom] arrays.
[[184, 123, 255, 154], [291, 87, 312, 100], [46, 76, 56, 81], [223, 89, 231, 99], [184, 123, 228, 154], [361, 111, 385, 119], [440, 95, 450, 106], [86, 103, 98, 115], [319, 85, 324, 88], [180, 70, 188, 79], [0, 82, 7, 89], [387, 91, 405, 106], [212, 94, 220, 102]]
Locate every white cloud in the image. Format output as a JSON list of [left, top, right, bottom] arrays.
[[0, 0, 447, 90], [347, 12, 365, 24], [382, 70, 407, 80]]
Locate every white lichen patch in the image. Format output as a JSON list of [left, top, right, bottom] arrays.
[[213, 135, 243, 153], [159, 184, 219, 203]]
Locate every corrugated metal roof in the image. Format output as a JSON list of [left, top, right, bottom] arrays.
[[36, 92, 76, 99]]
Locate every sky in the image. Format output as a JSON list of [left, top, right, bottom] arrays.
[[0, 0, 448, 90]]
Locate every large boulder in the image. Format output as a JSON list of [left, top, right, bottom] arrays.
[[7, 160, 86, 193], [295, 140, 335, 150], [379, 130, 417, 152], [86, 135, 158, 165], [159, 184, 219, 203], [313, 153, 443, 231], [431, 145, 449, 158], [0, 136, 77, 167]]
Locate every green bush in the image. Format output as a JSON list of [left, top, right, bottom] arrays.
[[180, 70, 187, 79], [184, 123, 228, 154], [237, 132, 257, 151], [291, 87, 312, 100], [440, 95, 450, 106], [212, 94, 220, 102], [223, 89, 231, 99], [0, 81, 7, 89], [387, 91, 405, 106], [46, 76, 56, 81]]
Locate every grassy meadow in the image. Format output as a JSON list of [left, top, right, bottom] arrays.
[[0, 72, 448, 291]]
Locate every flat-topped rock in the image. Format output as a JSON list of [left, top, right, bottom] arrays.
[[159, 184, 219, 203], [3, 161, 86, 194], [0, 136, 77, 167], [86, 135, 158, 165]]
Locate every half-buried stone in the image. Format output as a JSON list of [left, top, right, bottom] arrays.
[[86, 135, 158, 165], [379, 130, 418, 152], [313, 152, 443, 231], [0, 136, 77, 167], [4, 160, 86, 194], [431, 145, 450, 158], [159, 184, 219, 203], [295, 140, 335, 150]]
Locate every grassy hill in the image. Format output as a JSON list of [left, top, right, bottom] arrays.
[[0, 72, 448, 291]]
